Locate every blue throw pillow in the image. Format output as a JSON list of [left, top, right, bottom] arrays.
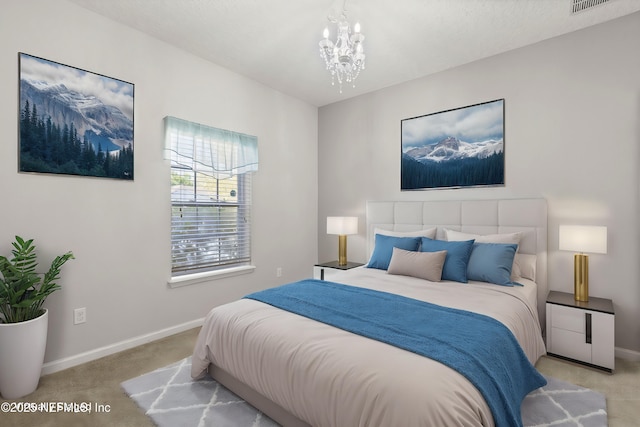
[[467, 243, 519, 286], [420, 238, 474, 283], [367, 234, 421, 270]]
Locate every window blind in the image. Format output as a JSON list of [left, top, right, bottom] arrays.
[[165, 117, 258, 275]]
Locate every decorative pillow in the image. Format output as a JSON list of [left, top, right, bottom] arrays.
[[374, 227, 437, 239], [366, 234, 421, 270], [420, 238, 474, 283], [466, 243, 519, 286], [445, 229, 522, 247], [387, 248, 447, 282], [446, 229, 525, 281]]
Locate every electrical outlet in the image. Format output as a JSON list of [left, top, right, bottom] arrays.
[[74, 307, 86, 325], [276, 267, 282, 277]]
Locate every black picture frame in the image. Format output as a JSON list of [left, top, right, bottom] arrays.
[[18, 53, 134, 180], [401, 99, 505, 190]]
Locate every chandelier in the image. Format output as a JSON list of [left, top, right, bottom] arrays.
[[318, 2, 365, 93]]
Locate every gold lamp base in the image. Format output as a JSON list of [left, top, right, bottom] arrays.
[[574, 253, 589, 302], [338, 235, 348, 266]]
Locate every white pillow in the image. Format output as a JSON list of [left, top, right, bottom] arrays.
[[387, 248, 447, 282], [445, 229, 522, 246], [375, 227, 437, 239], [512, 253, 537, 281]]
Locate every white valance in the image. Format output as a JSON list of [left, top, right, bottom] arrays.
[[164, 116, 258, 179]]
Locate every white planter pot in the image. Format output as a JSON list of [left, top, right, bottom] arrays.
[[0, 309, 48, 399]]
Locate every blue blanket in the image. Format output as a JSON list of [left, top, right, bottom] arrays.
[[245, 279, 546, 427]]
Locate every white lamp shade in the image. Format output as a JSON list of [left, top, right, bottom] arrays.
[[327, 216, 358, 235], [559, 225, 607, 254]]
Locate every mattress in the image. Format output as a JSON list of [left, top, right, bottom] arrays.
[[192, 267, 546, 427]]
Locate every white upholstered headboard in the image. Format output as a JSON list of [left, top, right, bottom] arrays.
[[366, 199, 548, 328]]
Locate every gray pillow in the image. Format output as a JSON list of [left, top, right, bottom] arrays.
[[387, 247, 447, 282]]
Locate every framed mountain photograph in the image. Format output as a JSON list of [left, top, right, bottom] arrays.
[[18, 53, 134, 180], [401, 99, 504, 190]]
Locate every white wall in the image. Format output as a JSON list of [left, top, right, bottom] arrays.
[[0, 0, 318, 369], [318, 12, 640, 354]]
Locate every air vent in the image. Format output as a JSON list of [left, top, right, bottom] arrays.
[[571, 0, 613, 14]]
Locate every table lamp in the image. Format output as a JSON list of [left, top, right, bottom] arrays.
[[327, 216, 358, 266], [559, 225, 607, 302]]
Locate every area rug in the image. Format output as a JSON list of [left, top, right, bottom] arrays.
[[122, 357, 607, 427]]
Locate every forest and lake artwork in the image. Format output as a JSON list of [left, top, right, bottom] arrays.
[[19, 53, 134, 180], [401, 99, 504, 190]]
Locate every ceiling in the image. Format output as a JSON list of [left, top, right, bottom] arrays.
[[68, 0, 640, 107]]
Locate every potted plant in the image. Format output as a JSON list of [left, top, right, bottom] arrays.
[[0, 236, 73, 399]]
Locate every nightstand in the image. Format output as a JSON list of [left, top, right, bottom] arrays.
[[546, 290, 615, 372], [313, 261, 364, 281]]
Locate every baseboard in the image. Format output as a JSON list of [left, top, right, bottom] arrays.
[[41, 317, 205, 375], [615, 346, 640, 362]]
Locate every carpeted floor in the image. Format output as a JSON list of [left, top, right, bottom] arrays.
[[0, 328, 200, 427], [1, 327, 639, 427], [121, 356, 607, 427]]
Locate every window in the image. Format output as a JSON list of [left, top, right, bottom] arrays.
[[164, 117, 258, 277]]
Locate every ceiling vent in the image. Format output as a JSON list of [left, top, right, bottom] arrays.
[[571, 0, 613, 14]]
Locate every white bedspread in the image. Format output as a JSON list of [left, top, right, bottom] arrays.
[[192, 268, 546, 427]]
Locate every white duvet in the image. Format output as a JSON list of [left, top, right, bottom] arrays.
[[192, 267, 546, 427]]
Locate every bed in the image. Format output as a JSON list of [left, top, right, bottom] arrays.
[[192, 199, 548, 427]]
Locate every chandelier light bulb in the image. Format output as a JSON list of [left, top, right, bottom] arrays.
[[323, 27, 329, 39], [354, 22, 360, 33]]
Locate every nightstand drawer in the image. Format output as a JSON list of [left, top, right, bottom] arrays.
[[549, 327, 591, 362], [550, 304, 586, 333]]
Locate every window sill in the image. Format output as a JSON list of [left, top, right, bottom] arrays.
[[168, 265, 256, 288]]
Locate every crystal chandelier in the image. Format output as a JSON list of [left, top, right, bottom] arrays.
[[318, 2, 365, 93]]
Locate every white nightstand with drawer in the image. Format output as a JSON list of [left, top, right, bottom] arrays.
[[546, 290, 614, 372]]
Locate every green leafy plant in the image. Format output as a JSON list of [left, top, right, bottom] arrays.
[[0, 236, 74, 323]]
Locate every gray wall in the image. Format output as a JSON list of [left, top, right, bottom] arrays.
[[318, 12, 640, 355], [0, 0, 318, 370]]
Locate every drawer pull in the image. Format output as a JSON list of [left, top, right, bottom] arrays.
[[585, 313, 592, 344]]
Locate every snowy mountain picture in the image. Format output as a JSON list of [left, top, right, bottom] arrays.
[[401, 99, 504, 190], [18, 53, 134, 180]]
